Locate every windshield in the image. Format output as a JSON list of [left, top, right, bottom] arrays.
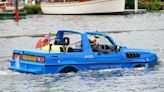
[[87, 34, 113, 46]]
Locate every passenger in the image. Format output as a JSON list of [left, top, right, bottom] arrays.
[[89, 36, 109, 53]]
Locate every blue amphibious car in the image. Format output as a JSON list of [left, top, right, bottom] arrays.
[[9, 30, 158, 74]]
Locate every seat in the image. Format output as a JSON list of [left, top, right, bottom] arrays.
[[41, 44, 65, 52]]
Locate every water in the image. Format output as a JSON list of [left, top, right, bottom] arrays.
[[0, 12, 164, 92]]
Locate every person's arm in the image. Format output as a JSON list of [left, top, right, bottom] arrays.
[[92, 44, 109, 53]]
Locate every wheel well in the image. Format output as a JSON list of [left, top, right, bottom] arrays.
[[134, 64, 145, 68], [60, 66, 78, 73]]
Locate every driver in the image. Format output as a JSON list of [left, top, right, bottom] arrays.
[[89, 36, 109, 53]]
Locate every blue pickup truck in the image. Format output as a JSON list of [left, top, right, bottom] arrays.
[[9, 30, 158, 74]]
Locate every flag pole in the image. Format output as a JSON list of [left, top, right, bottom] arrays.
[[49, 33, 51, 53], [15, 0, 19, 22]]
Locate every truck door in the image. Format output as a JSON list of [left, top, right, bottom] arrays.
[[88, 34, 124, 69], [94, 51, 123, 64]]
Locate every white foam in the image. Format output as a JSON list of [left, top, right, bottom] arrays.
[[0, 71, 8, 75]]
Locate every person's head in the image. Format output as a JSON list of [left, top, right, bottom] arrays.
[[89, 36, 97, 46]]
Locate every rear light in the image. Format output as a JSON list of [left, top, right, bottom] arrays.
[[12, 54, 22, 59], [37, 57, 45, 63]]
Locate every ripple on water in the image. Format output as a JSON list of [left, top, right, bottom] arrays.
[[0, 13, 164, 92]]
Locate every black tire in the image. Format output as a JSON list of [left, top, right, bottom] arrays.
[[60, 66, 78, 73]]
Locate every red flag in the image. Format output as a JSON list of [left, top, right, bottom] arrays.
[[35, 34, 50, 48]]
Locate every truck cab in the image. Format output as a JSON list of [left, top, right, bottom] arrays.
[[9, 30, 158, 74]]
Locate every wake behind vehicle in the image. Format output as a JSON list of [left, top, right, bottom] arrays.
[[9, 30, 158, 74]]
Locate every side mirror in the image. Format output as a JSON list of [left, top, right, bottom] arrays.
[[115, 45, 121, 52]]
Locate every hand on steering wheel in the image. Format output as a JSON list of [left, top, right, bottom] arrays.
[[99, 44, 111, 53]]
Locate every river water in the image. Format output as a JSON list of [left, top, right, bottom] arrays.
[[0, 12, 164, 92]]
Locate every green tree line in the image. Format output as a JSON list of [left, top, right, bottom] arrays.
[[126, 0, 164, 11]]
